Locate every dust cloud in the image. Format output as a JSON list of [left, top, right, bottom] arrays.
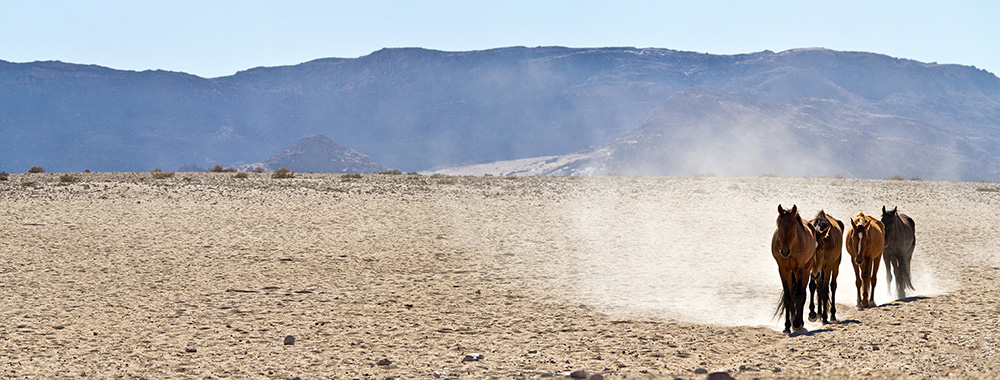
[[545, 176, 960, 331]]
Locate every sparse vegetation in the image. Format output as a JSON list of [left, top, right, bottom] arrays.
[[0, 172, 7, 181], [272, 168, 294, 179], [151, 168, 175, 179], [888, 174, 906, 181], [59, 174, 77, 183], [210, 164, 224, 173], [379, 169, 402, 175], [342, 173, 363, 179], [252, 166, 266, 173], [910, 177, 923, 181], [234, 172, 248, 179], [406, 172, 419, 176], [436, 177, 457, 185], [27, 166, 45, 173], [760, 173, 779, 178]]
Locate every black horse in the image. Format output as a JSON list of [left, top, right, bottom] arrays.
[[881, 206, 916, 299]]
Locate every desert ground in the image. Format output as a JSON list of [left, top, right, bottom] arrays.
[[1, 172, 998, 379]]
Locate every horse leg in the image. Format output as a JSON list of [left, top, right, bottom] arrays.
[[808, 273, 818, 322], [793, 268, 810, 332], [818, 269, 830, 324], [869, 256, 881, 307], [829, 268, 839, 322], [860, 259, 872, 309], [852, 261, 863, 308]]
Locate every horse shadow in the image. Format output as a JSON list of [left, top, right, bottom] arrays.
[[880, 296, 930, 307]]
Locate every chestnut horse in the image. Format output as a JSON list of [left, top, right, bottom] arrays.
[[808, 210, 844, 324], [881, 206, 916, 299], [771, 205, 817, 333], [845, 212, 884, 309]]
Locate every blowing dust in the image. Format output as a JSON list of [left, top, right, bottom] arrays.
[[545, 176, 959, 331]]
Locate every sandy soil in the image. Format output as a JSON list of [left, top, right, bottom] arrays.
[[1, 172, 998, 379]]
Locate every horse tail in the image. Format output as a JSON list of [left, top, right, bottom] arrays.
[[773, 288, 787, 319], [899, 248, 916, 291]]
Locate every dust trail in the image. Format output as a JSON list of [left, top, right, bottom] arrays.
[[551, 176, 959, 331]]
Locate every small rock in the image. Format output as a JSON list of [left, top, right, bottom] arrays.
[[283, 335, 295, 345], [462, 353, 484, 362], [773, 367, 783, 372], [540, 373, 555, 378], [693, 368, 708, 374], [589, 374, 605, 380], [377, 358, 392, 366], [184, 347, 197, 353], [569, 369, 589, 379], [707, 371, 736, 380], [528, 349, 538, 354]]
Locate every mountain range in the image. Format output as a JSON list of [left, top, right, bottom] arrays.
[[1, 47, 998, 180]]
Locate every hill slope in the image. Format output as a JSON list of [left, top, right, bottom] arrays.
[[1, 47, 998, 179]]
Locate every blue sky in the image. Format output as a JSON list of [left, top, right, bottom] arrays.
[[2, 1, 998, 78]]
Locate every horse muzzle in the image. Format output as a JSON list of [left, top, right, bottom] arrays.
[[779, 249, 791, 258]]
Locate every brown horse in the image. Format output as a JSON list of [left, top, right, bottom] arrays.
[[845, 212, 884, 309], [772, 205, 817, 333], [808, 210, 844, 324], [881, 206, 916, 299]]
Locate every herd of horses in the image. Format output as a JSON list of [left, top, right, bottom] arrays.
[[771, 204, 916, 334]]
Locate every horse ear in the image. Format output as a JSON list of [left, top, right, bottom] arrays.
[[778, 204, 785, 214], [790, 205, 797, 215], [882, 205, 887, 215], [892, 206, 898, 214]]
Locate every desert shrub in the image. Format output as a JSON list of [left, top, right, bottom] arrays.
[[379, 169, 402, 175], [834, 174, 844, 179], [910, 177, 922, 181], [436, 178, 457, 185], [233, 172, 248, 179], [223, 167, 237, 173], [27, 166, 45, 173], [210, 164, 224, 173], [406, 172, 419, 176], [59, 174, 77, 183], [84, 169, 91, 173], [151, 168, 175, 179], [342, 173, 363, 179], [252, 166, 266, 173], [888, 174, 905, 181], [272, 167, 294, 179], [430, 173, 448, 178], [0, 172, 7, 181]]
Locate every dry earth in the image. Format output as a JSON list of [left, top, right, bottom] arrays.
[[1, 172, 999, 379]]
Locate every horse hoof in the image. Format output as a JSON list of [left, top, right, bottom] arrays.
[[793, 327, 809, 334], [808, 314, 818, 322]]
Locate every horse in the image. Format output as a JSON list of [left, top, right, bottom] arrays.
[[771, 204, 817, 334], [881, 206, 916, 299], [808, 210, 844, 324], [845, 212, 884, 309]]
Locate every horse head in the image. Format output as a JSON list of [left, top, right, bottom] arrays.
[[881, 205, 898, 228], [775, 204, 800, 257], [814, 223, 831, 250]]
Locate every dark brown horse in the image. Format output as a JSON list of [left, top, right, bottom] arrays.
[[881, 206, 916, 299], [845, 212, 884, 309], [808, 210, 844, 323], [772, 205, 817, 333]]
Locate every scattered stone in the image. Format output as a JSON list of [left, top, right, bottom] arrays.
[[589, 374, 605, 380], [693, 368, 708, 374], [569, 369, 589, 379], [707, 371, 736, 380], [377, 358, 392, 366], [184, 347, 197, 353], [539, 373, 555, 378], [528, 349, 538, 354], [773, 367, 783, 372], [462, 353, 484, 362], [283, 335, 295, 345]]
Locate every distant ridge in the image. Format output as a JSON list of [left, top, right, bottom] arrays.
[[249, 135, 387, 174], [2, 47, 999, 180]]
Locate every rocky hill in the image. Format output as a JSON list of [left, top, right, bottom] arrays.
[[2, 47, 998, 180], [246, 134, 386, 174]]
